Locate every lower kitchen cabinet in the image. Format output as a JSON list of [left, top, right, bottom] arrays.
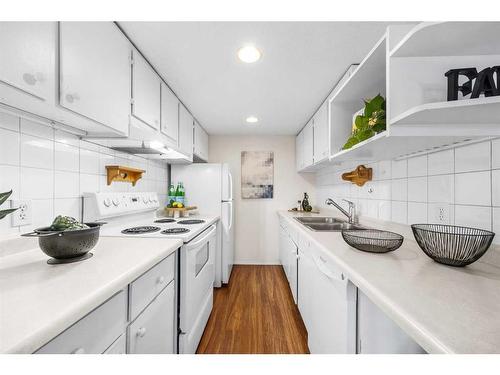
[[357, 290, 426, 354], [35, 252, 177, 354], [128, 281, 176, 354]]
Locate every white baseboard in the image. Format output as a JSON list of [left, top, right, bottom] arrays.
[[234, 260, 281, 265]]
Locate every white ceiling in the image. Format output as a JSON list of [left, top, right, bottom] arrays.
[[119, 22, 397, 135]]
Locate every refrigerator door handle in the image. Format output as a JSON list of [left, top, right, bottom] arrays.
[[227, 201, 233, 231], [228, 171, 233, 201]]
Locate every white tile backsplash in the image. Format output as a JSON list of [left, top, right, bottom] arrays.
[[0, 128, 20, 166], [407, 155, 427, 177], [407, 177, 427, 203], [455, 171, 491, 206], [315, 139, 500, 232], [0, 111, 170, 235], [455, 142, 491, 173], [428, 149, 454, 176]]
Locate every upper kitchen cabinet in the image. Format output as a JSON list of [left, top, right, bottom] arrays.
[[59, 22, 131, 136], [131, 50, 161, 130], [178, 103, 194, 159], [296, 120, 314, 172], [160, 82, 179, 147], [193, 121, 209, 162], [0, 22, 54, 101], [313, 101, 329, 163]]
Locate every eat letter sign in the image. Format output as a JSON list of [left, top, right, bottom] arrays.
[[445, 66, 500, 101]]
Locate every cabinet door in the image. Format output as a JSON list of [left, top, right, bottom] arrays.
[[295, 131, 304, 171], [128, 281, 176, 354], [303, 120, 314, 167], [0, 22, 54, 101], [194, 121, 208, 161], [313, 101, 329, 162], [279, 221, 288, 271], [297, 247, 315, 334], [160, 82, 179, 146], [285, 234, 298, 304], [59, 22, 131, 136], [178, 103, 194, 158], [357, 291, 426, 354], [131, 50, 161, 130], [308, 248, 356, 354]]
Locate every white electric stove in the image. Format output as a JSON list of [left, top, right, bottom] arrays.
[[83, 192, 218, 354]]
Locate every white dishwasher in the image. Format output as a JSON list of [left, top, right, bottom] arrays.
[[298, 239, 357, 354]]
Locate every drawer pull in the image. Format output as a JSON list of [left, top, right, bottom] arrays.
[[71, 347, 85, 354], [137, 327, 147, 338], [157, 276, 165, 284]]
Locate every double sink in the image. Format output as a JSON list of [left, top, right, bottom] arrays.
[[294, 216, 366, 231]]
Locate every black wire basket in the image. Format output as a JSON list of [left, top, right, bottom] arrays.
[[411, 224, 495, 267], [342, 229, 404, 253]]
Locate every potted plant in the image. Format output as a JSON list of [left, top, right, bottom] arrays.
[[0, 190, 18, 220], [342, 94, 386, 150]]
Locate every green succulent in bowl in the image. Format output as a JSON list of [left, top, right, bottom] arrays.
[[0, 190, 18, 220]]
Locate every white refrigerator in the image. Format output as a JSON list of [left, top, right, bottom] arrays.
[[171, 163, 234, 287]]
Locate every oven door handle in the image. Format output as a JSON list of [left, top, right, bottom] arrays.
[[184, 225, 216, 251]]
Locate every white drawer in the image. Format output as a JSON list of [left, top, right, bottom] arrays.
[[104, 333, 126, 354], [128, 280, 176, 354], [36, 290, 127, 354], [129, 253, 175, 321]]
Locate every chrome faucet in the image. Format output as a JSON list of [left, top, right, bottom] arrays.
[[325, 198, 356, 224]]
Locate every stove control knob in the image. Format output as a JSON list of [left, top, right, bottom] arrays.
[[112, 198, 120, 207], [142, 196, 149, 204], [103, 198, 111, 207], [149, 196, 154, 203]]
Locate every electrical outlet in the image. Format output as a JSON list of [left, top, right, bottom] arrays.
[[429, 204, 451, 224], [11, 200, 32, 226]]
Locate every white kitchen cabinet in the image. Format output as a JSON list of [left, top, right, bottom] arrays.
[[313, 101, 329, 162], [104, 334, 126, 354], [297, 247, 315, 334], [357, 290, 426, 354], [296, 120, 314, 171], [279, 220, 289, 275], [131, 50, 161, 130], [128, 281, 176, 354], [59, 22, 131, 136], [160, 82, 179, 147], [193, 121, 209, 161], [178, 103, 194, 159], [0, 22, 54, 101], [36, 290, 127, 354], [287, 233, 298, 304]]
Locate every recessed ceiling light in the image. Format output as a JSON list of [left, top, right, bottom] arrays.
[[237, 46, 261, 63], [246, 116, 259, 124]]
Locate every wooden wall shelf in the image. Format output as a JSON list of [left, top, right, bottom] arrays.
[[106, 165, 145, 186]]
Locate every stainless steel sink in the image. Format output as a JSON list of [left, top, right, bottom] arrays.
[[305, 222, 366, 231], [294, 217, 346, 224], [294, 216, 366, 231]]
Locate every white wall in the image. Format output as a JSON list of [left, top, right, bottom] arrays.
[[209, 135, 315, 264], [315, 138, 500, 245], [0, 111, 169, 236]]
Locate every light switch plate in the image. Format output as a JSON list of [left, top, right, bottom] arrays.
[[11, 200, 32, 226]]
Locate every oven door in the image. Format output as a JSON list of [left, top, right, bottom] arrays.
[[179, 224, 216, 354]]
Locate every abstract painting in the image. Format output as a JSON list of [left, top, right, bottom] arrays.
[[241, 151, 274, 199]]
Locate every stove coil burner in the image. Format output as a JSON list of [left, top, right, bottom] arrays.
[[177, 219, 206, 225], [161, 228, 190, 235], [121, 226, 161, 234], [154, 218, 177, 223]]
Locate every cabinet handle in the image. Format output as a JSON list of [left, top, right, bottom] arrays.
[[137, 327, 147, 338], [65, 93, 80, 103], [23, 73, 41, 86], [157, 276, 165, 284], [71, 347, 85, 354]]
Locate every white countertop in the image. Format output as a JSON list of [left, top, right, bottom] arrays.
[[0, 236, 183, 354], [278, 210, 500, 354]]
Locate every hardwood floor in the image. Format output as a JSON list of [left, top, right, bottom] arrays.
[[196, 265, 309, 354]]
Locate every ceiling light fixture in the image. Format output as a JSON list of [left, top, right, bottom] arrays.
[[246, 116, 259, 124], [237, 45, 262, 63]]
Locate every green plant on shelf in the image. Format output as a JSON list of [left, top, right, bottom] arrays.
[[0, 190, 18, 221], [342, 94, 386, 150]]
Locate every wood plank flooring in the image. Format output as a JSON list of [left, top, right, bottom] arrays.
[[196, 265, 309, 354]]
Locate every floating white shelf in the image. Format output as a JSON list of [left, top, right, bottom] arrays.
[[390, 97, 500, 135], [390, 22, 500, 57]]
